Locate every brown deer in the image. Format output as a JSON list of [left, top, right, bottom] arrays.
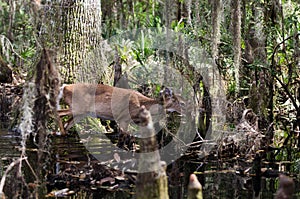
[[57, 83, 185, 134]]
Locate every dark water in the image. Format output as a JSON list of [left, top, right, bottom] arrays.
[[0, 130, 21, 168], [0, 130, 299, 198]]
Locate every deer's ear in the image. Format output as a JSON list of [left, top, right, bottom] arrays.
[[159, 87, 173, 101]]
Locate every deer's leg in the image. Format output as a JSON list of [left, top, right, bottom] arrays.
[[64, 115, 87, 131], [57, 108, 73, 134], [114, 94, 141, 149], [58, 116, 66, 135], [53, 109, 67, 135], [117, 110, 141, 150], [116, 111, 137, 150], [57, 109, 73, 117], [117, 120, 131, 149], [117, 126, 136, 150], [63, 116, 74, 131]]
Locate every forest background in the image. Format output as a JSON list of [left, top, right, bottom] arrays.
[[0, 0, 299, 197]]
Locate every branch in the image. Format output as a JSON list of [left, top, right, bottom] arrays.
[[271, 33, 300, 68], [269, 33, 300, 112], [0, 157, 27, 195], [273, 74, 299, 112]]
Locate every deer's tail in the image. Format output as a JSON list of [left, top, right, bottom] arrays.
[[57, 84, 66, 110]]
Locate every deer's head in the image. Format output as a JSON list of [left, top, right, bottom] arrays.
[[160, 87, 185, 114]]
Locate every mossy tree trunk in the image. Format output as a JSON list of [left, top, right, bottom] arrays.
[[231, 0, 242, 96], [32, 49, 61, 197]]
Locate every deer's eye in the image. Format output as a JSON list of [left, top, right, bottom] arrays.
[[179, 102, 185, 107]]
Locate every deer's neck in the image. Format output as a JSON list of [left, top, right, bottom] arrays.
[[138, 96, 164, 116], [144, 99, 160, 108]]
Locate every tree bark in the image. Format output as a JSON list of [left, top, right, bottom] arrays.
[[231, 0, 241, 96]]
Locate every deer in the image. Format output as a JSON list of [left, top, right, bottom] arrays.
[[56, 83, 185, 135]]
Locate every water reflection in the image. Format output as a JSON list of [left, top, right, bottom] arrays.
[[0, 130, 299, 198], [0, 130, 21, 163]]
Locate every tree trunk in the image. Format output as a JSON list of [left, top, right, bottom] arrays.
[[231, 0, 241, 96], [211, 0, 223, 61], [33, 49, 61, 197], [40, 0, 102, 83]]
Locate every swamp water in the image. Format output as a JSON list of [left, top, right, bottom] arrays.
[[0, 130, 299, 198]]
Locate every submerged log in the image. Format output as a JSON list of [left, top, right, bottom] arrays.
[[136, 106, 169, 199]]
